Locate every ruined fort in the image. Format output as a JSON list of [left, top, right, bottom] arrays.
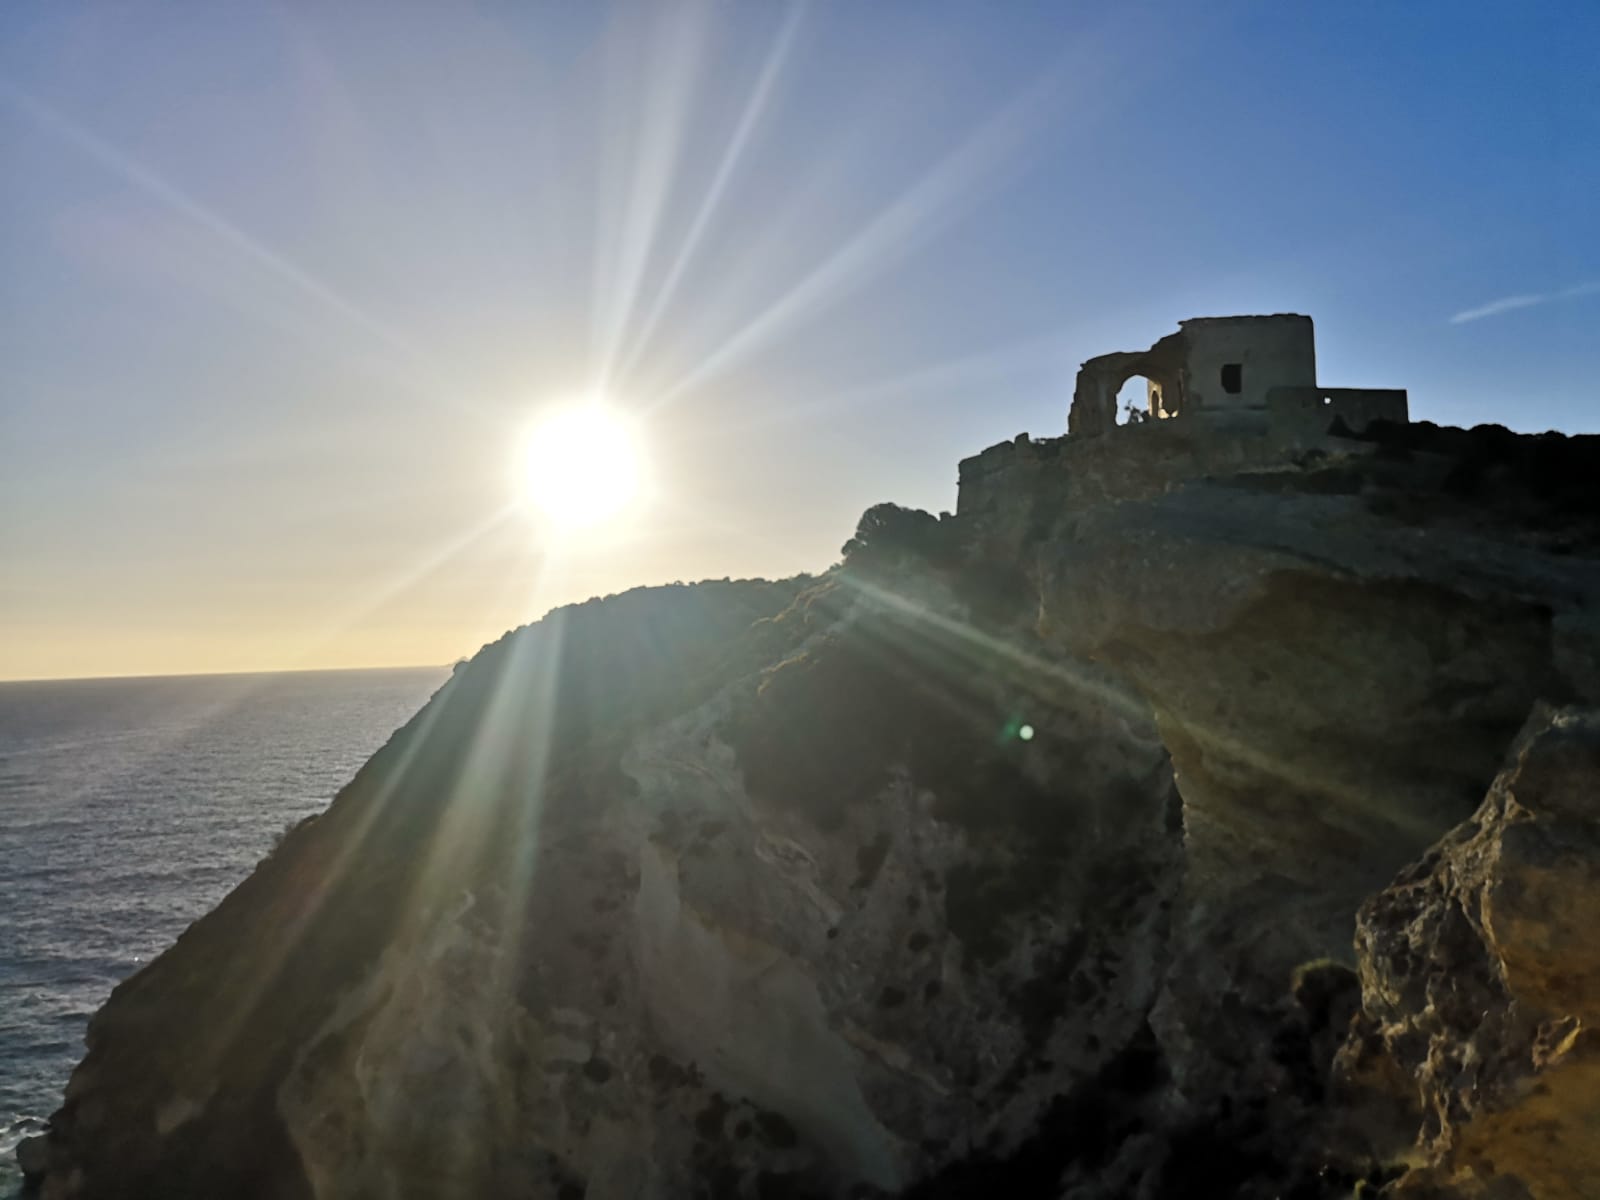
[[957, 314, 1411, 535], [1067, 313, 1406, 436]]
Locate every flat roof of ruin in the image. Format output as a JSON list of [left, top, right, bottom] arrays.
[[1176, 313, 1311, 328]]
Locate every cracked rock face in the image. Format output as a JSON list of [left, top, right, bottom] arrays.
[[1335, 705, 1600, 1200]]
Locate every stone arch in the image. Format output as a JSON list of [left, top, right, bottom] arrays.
[[1069, 331, 1187, 436]]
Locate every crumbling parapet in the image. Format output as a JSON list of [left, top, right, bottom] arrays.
[[956, 434, 1047, 518], [956, 419, 1312, 562]]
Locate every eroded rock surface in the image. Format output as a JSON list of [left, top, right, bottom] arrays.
[[1335, 706, 1600, 1199]]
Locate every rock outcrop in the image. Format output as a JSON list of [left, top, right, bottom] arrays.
[[1335, 705, 1600, 1199], [1024, 421, 1597, 1124], [23, 418, 1600, 1198]]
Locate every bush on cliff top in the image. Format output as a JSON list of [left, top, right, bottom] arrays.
[[841, 503, 958, 571]]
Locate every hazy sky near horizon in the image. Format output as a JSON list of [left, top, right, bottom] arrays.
[[2, 1, 1596, 681]]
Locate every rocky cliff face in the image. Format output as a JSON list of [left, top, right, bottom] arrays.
[[23, 420, 1600, 1199], [1029, 423, 1597, 1125]]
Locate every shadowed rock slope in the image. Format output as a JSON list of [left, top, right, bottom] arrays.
[[23, 420, 1600, 1199]]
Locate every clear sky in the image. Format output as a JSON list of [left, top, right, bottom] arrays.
[[2, 1, 1596, 681]]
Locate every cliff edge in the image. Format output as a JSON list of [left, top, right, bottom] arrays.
[[21, 418, 1600, 1199]]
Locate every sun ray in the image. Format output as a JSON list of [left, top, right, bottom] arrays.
[[611, 4, 804, 389], [644, 69, 1071, 413], [409, 607, 565, 937], [0, 80, 449, 395], [182, 666, 465, 1074], [589, 5, 713, 394]]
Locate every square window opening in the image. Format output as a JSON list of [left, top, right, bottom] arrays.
[[1220, 363, 1243, 394]]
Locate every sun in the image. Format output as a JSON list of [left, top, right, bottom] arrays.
[[517, 402, 646, 530]]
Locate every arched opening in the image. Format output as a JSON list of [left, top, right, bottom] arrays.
[[1113, 372, 1181, 424], [1115, 375, 1155, 425]]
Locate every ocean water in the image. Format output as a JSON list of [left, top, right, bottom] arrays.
[[0, 666, 448, 1193]]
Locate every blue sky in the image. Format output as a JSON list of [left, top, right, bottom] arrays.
[[1, 1, 1596, 678]]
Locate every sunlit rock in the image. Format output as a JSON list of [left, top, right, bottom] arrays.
[[1335, 705, 1600, 1199]]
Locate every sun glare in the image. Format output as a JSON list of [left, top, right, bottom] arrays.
[[518, 403, 646, 531]]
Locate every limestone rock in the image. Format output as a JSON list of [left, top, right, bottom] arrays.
[[1335, 705, 1600, 1199]]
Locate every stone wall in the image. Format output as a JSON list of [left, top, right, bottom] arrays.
[[1175, 314, 1317, 416]]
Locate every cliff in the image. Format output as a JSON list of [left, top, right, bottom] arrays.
[[21, 418, 1600, 1199]]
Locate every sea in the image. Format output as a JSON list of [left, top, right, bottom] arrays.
[[0, 666, 449, 1194]]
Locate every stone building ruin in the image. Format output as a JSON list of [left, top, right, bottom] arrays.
[[1068, 314, 1407, 438], [954, 314, 1413, 536]]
